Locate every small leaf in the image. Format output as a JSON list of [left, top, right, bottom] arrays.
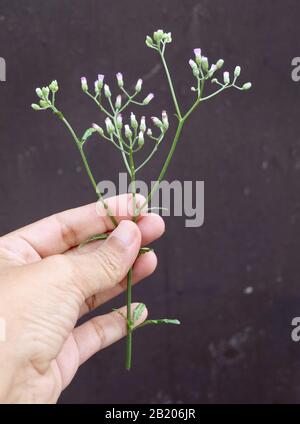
[[133, 303, 146, 322], [82, 127, 97, 143], [79, 233, 108, 248], [138, 247, 154, 255], [144, 319, 181, 326]]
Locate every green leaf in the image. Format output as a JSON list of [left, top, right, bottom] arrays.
[[133, 303, 146, 322], [79, 233, 108, 248], [144, 319, 181, 326], [82, 127, 96, 143]]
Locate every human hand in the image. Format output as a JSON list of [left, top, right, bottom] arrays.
[[0, 194, 164, 403]]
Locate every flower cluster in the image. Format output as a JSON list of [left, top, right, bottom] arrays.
[[145, 29, 172, 50], [188, 48, 252, 94]]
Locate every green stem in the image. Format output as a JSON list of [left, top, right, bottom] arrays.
[[126, 144, 137, 371], [159, 50, 182, 119], [53, 107, 117, 227], [126, 268, 133, 370]]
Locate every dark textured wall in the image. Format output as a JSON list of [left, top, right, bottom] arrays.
[[1, 0, 300, 404]]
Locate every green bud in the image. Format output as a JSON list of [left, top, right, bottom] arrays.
[[92, 123, 104, 136], [115, 95, 122, 110], [104, 84, 111, 98], [130, 112, 138, 130], [39, 100, 49, 108], [234, 66, 241, 78], [146, 36, 153, 47], [138, 131, 144, 147], [42, 86, 49, 97], [49, 80, 59, 93], [153, 29, 164, 43], [31, 103, 41, 111], [223, 71, 230, 85], [135, 78, 143, 93], [163, 32, 172, 43], [201, 56, 209, 72], [242, 82, 252, 90], [125, 124, 133, 139], [216, 59, 224, 69], [116, 114, 123, 129], [35, 88, 43, 98]]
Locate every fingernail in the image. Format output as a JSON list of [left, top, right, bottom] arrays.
[[111, 220, 138, 246]]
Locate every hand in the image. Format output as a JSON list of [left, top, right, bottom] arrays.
[[0, 194, 164, 403]]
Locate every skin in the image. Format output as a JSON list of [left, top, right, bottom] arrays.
[[0, 194, 165, 403]]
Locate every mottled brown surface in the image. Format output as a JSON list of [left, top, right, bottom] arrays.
[[1, 0, 300, 404]]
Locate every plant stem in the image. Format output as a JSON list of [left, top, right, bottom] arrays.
[[54, 108, 117, 226], [126, 144, 137, 370], [159, 50, 182, 119], [126, 268, 133, 370]]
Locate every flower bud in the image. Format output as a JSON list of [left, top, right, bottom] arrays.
[[143, 93, 154, 105], [189, 59, 198, 70], [31, 103, 41, 111], [223, 71, 230, 85], [130, 112, 138, 130], [116, 114, 123, 129], [35, 88, 43, 98], [116, 72, 124, 89], [151, 116, 163, 128], [49, 80, 59, 93], [242, 82, 252, 90], [138, 131, 144, 147], [211, 78, 218, 84], [153, 29, 164, 43], [39, 99, 48, 108], [105, 117, 115, 134], [234, 66, 241, 78], [147, 128, 153, 137], [125, 124, 133, 139], [208, 64, 217, 78], [194, 48, 202, 65], [146, 36, 153, 47], [115, 95, 122, 110], [201, 57, 209, 72], [104, 84, 111, 98], [193, 68, 200, 77], [42, 86, 50, 97], [135, 78, 143, 93], [216, 59, 224, 69], [162, 110, 169, 131], [92, 123, 104, 136], [163, 32, 172, 43], [97, 74, 104, 89], [140, 116, 146, 133], [81, 77, 88, 92]]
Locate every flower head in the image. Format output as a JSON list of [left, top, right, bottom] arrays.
[[116, 72, 124, 88], [92, 123, 104, 136], [143, 93, 154, 105], [81, 77, 88, 92], [194, 48, 202, 65], [140, 116, 146, 133], [130, 112, 138, 130], [135, 78, 143, 93], [105, 117, 114, 134], [104, 84, 111, 98]]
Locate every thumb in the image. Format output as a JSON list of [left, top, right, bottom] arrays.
[[39, 220, 141, 300]]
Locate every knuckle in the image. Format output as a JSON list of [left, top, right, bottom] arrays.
[[90, 318, 107, 348]]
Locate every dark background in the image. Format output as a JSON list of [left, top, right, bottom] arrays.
[[1, 0, 300, 404]]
